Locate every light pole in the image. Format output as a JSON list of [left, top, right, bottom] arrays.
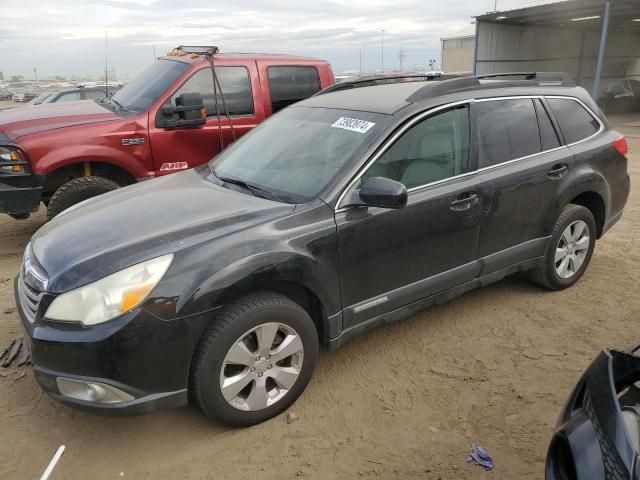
[[381, 29, 385, 72]]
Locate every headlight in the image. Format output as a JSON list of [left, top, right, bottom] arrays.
[[0, 146, 26, 174], [45, 254, 174, 326]]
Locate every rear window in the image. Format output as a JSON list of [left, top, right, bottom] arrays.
[[267, 66, 321, 113], [547, 98, 600, 144], [534, 99, 561, 151], [476, 98, 541, 168]]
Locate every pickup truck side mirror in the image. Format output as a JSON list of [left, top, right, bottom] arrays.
[[344, 177, 407, 209], [156, 92, 206, 129]]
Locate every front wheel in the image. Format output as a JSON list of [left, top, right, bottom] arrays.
[[46, 176, 120, 221], [528, 204, 596, 290], [191, 292, 319, 426]]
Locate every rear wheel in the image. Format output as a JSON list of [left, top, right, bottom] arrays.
[[191, 292, 319, 426], [528, 204, 596, 290], [46, 176, 120, 221]]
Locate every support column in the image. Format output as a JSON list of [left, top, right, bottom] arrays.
[[592, 0, 611, 99], [473, 21, 480, 76]]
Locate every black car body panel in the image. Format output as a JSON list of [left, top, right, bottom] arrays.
[[547, 346, 640, 480], [15, 75, 630, 415]]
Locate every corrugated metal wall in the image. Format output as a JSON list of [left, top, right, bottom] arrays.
[[475, 21, 640, 97]]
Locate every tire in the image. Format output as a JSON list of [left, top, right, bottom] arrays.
[[46, 176, 120, 221], [528, 204, 597, 290], [191, 292, 319, 427]]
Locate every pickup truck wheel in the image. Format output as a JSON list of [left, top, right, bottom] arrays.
[[528, 204, 596, 290], [191, 292, 319, 427], [46, 176, 120, 221]]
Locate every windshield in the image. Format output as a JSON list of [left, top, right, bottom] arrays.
[[29, 91, 56, 105], [111, 59, 189, 112], [211, 107, 386, 203]]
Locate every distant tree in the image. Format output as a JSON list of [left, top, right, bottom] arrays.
[[10, 75, 24, 82]]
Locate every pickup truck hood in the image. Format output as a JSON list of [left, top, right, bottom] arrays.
[[0, 100, 118, 140], [30, 168, 295, 293]]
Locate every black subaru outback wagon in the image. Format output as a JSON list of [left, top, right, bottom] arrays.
[[15, 73, 630, 426]]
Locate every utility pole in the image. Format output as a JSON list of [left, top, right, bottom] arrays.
[[398, 47, 406, 72], [104, 29, 109, 97], [381, 29, 385, 72], [153, 44, 157, 62], [33, 68, 38, 82], [359, 47, 363, 74]]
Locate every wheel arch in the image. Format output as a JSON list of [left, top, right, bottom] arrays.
[[214, 277, 330, 347], [42, 160, 137, 197], [569, 190, 606, 238]]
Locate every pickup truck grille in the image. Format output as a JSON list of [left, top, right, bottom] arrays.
[[17, 275, 44, 323]]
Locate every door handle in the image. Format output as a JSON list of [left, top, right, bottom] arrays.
[[450, 193, 478, 212], [547, 164, 568, 179]]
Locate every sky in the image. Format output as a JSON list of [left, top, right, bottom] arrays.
[[0, 0, 554, 80]]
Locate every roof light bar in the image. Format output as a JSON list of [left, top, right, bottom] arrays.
[[571, 16, 600, 22]]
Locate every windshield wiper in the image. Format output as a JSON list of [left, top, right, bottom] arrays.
[[210, 168, 278, 201]]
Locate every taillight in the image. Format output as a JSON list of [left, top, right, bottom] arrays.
[[613, 135, 628, 156]]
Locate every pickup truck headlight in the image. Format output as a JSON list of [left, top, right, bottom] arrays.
[[45, 254, 174, 326], [0, 146, 25, 174]]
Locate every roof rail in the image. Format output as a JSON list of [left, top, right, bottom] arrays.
[[167, 46, 220, 56], [477, 72, 575, 86], [315, 73, 465, 96], [406, 71, 575, 103]]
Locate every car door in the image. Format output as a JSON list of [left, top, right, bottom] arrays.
[[335, 103, 488, 329], [148, 62, 266, 175], [473, 96, 573, 272]]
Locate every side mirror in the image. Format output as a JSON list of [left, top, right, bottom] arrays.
[[358, 177, 407, 209], [156, 92, 206, 128]]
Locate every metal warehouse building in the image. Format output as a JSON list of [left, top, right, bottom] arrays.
[[473, 0, 640, 101], [440, 25, 476, 73]]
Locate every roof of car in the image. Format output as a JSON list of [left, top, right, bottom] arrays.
[[298, 74, 591, 115]]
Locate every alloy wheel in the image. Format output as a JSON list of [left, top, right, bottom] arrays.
[[219, 322, 304, 411], [555, 220, 590, 279]]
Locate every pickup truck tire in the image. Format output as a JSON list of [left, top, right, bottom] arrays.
[[528, 204, 596, 290], [46, 176, 120, 221], [191, 292, 319, 427]]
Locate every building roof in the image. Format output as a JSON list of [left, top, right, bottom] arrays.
[[441, 25, 477, 40], [476, 0, 640, 33]]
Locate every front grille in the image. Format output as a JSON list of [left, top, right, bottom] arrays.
[[17, 275, 44, 323]]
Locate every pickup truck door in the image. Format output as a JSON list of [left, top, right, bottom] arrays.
[[148, 61, 265, 176]]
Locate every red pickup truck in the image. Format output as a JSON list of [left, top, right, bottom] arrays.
[[0, 47, 334, 220]]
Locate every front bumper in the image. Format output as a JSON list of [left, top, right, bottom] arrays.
[[14, 276, 209, 416], [0, 175, 44, 215]]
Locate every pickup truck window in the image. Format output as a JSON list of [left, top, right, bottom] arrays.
[[170, 66, 254, 117], [267, 66, 321, 113], [111, 59, 189, 112], [211, 106, 385, 202]]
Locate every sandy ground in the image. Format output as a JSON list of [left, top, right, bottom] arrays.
[[0, 115, 638, 480]]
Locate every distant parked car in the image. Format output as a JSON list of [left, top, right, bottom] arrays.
[[599, 79, 640, 113], [0, 86, 122, 112]]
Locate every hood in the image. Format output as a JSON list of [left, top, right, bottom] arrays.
[[0, 100, 118, 140], [31, 168, 295, 293]]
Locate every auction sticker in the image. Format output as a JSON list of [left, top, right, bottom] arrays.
[[331, 117, 375, 133]]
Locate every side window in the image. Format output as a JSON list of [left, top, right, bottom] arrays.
[[170, 66, 254, 117], [362, 105, 470, 189], [534, 99, 561, 151], [547, 98, 600, 144], [476, 99, 540, 168], [83, 90, 106, 101], [267, 66, 321, 113], [56, 92, 82, 102]]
